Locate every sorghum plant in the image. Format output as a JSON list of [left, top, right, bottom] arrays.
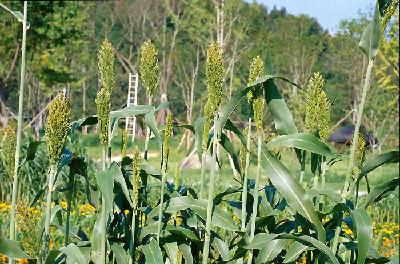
[[130, 146, 141, 261], [202, 41, 224, 264], [157, 112, 173, 243], [44, 93, 70, 256], [247, 55, 265, 264], [121, 127, 127, 157]]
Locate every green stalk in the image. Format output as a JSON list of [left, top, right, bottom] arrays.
[[43, 165, 56, 259], [240, 118, 252, 231], [101, 147, 107, 264], [248, 132, 263, 264], [8, 2, 27, 255], [238, 118, 252, 264], [199, 153, 206, 199], [143, 96, 152, 161], [65, 171, 75, 247], [202, 114, 218, 264], [332, 59, 374, 254], [129, 208, 136, 263], [157, 168, 167, 243]]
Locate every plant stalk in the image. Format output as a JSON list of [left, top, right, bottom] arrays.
[[202, 114, 218, 264], [101, 147, 107, 264], [157, 167, 167, 243], [332, 59, 374, 254], [199, 153, 206, 199], [129, 208, 136, 263], [248, 132, 263, 264], [43, 164, 56, 259], [299, 150, 306, 186], [238, 118, 252, 264], [9, 3, 27, 259], [65, 171, 75, 247]]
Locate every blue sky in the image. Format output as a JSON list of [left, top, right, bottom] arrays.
[[252, 0, 375, 32]]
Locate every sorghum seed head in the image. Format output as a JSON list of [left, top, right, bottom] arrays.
[[0, 124, 16, 178], [132, 147, 141, 208], [354, 133, 366, 168], [381, 1, 398, 33], [121, 127, 127, 157], [202, 120, 211, 153], [16, 202, 42, 258], [239, 127, 248, 175], [140, 40, 160, 97], [174, 165, 180, 191], [98, 39, 115, 94], [247, 56, 264, 106], [45, 94, 71, 165], [305, 72, 331, 142], [204, 42, 223, 122], [163, 112, 173, 172], [96, 88, 110, 147]]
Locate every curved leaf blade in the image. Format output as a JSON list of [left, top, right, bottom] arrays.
[[351, 208, 373, 264], [142, 238, 163, 264], [260, 146, 326, 242], [357, 151, 399, 183], [255, 239, 285, 264], [59, 243, 86, 264], [266, 133, 332, 157], [363, 177, 399, 208], [0, 237, 29, 259], [359, 2, 382, 60], [283, 242, 310, 263]]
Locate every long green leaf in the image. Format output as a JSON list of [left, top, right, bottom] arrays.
[[213, 237, 231, 261], [95, 169, 115, 214], [165, 196, 238, 231], [359, 2, 382, 60], [246, 233, 278, 250], [283, 242, 310, 263], [111, 244, 128, 264], [59, 243, 86, 264], [111, 162, 134, 207], [363, 177, 399, 208], [266, 133, 332, 157], [217, 75, 299, 137], [357, 151, 399, 183], [144, 110, 162, 151], [142, 238, 163, 264], [255, 239, 285, 264], [0, 237, 29, 259], [351, 208, 373, 264], [110, 105, 154, 119], [219, 132, 241, 174], [278, 234, 339, 264], [179, 243, 193, 264], [164, 242, 178, 264], [260, 146, 326, 242]]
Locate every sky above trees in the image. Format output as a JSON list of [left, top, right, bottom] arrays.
[[253, 0, 375, 32]]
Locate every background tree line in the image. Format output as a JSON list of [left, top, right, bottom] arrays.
[[0, 0, 398, 149]]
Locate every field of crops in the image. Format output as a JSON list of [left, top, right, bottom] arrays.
[[0, 1, 399, 264]]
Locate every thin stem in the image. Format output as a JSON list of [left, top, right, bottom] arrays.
[[199, 153, 206, 199], [241, 118, 252, 231], [65, 172, 75, 247], [130, 208, 136, 263], [248, 132, 262, 264], [143, 96, 152, 161], [9, 3, 27, 261], [332, 59, 375, 254], [201, 114, 218, 264], [101, 147, 107, 264], [238, 118, 252, 264], [299, 150, 306, 186], [157, 167, 167, 243], [43, 164, 56, 260]]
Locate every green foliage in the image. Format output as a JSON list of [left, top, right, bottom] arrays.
[[0, 124, 16, 178], [98, 39, 115, 94]]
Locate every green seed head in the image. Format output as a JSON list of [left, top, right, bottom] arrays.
[[247, 55, 264, 106], [163, 112, 173, 172], [239, 127, 248, 175], [98, 39, 115, 94], [204, 42, 223, 122], [174, 165, 180, 191], [305, 72, 331, 142], [121, 127, 127, 157], [1, 124, 16, 178], [96, 88, 111, 147], [140, 40, 160, 97], [381, 1, 398, 33], [354, 133, 366, 168], [132, 147, 141, 208], [45, 94, 71, 165]]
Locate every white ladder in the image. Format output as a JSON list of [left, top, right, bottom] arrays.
[[125, 73, 139, 141]]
